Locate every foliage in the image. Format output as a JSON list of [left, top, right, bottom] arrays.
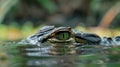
[[0, 0, 19, 23], [0, 21, 120, 41], [1, 0, 120, 67], [0, 21, 45, 41], [37, 0, 58, 14]]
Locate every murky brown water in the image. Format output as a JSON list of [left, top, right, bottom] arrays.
[[1, 42, 120, 67]]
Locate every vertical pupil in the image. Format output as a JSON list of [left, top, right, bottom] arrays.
[[56, 32, 70, 40], [62, 33, 64, 38]]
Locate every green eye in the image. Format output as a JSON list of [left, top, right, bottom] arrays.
[[56, 31, 70, 40]]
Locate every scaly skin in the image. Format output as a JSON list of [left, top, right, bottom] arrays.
[[19, 26, 120, 55]]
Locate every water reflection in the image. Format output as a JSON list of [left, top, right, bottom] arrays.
[[1, 43, 120, 67], [11, 44, 104, 67], [18, 45, 77, 67], [25, 55, 77, 67]]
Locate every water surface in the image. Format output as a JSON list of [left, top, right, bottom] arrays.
[[0, 42, 120, 67]]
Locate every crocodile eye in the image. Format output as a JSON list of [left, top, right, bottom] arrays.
[[56, 31, 71, 40]]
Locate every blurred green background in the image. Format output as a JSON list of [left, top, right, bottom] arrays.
[[1, 1, 120, 67], [0, 0, 120, 41]]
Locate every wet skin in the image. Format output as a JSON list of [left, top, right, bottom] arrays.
[[22, 26, 120, 55], [24, 26, 102, 55]]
